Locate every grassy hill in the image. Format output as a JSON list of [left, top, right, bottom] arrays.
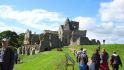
[[14, 44, 124, 70], [14, 49, 65, 70]]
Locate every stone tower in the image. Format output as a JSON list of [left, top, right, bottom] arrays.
[[58, 18, 86, 46], [64, 18, 79, 31], [24, 29, 32, 45]]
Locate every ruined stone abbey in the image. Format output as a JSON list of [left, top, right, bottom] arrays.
[[23, 18, 100, 51]]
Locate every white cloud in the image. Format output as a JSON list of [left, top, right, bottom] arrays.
[[73, 16, 95, 30], [74, 17, 124, 44], [99, 0, 124, 22], [74, 0, 124, 44], [0, 5, 65, 31], [0, 22, 25, 33], [98, 0, 124, 44], [113, 24, 124, 37]]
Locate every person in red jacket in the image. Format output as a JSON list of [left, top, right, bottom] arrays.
[[0, 38, 15, 70], [100, 48, 109, 70]]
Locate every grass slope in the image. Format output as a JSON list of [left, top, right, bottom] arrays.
[[14, 44, 124, 70], [14, 49, 65, 70]]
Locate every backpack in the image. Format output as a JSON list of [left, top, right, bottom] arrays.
[[78, 52, 88, 64], [76, 51, 83, 62], [77, 51, 88, 64], [113, 55, 120, 64], [92, 53, 100, 64], [80, 53, 88, 64]]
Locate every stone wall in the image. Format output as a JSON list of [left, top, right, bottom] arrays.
[[62, 30, 71, 46], [70, 37, 91, 45], [91, 39, 97, 45], [71, 30, 86, 38], [80, 37, 91, 45], [69, 21, 79, 31], [39, 33, 63, 52], [18, 45, 40, 55], [44, 30, 58, 34], [31, 34, 40, 45], [24, 29, 40, 45]]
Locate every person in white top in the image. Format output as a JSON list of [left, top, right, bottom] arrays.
[[76, 48, 83, 63], [110, 51, 122, 70], [76, 48, 88, 70]]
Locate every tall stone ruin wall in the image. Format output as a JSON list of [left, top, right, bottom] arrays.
[[62, 30, 71, 46], [39, 33, 63, 52], [70, 37, 101, 46], [31, 34, 40, 45]]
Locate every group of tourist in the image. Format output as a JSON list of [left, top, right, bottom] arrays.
[[76, 48, 122, 70]]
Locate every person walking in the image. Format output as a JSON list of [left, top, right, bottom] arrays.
[[83, 49, 89, 70], [76, 48, 84, 63], [0, 38, 15, 70], [100, 48, 109, 70], [77, 48, 88, 70], [91, 48, 100, 70], [110, 51, 122, 70]]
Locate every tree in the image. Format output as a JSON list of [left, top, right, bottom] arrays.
[[0, 30, 19, 47], [18, 33, 25, 46]]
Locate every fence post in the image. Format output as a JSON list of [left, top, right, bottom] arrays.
[[65, 52, 75, 70]]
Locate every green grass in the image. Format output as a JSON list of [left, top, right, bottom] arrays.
[[14, 49, 66, 70], [14, 44, 124, 70]]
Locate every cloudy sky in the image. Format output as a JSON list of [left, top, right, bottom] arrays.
[[0, 0, 124, 44]]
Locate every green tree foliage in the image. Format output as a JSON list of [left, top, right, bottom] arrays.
[[18, 33, 24, 46], [0, 30, 19, 47]]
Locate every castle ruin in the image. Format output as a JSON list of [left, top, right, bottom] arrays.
[[58, 18, 87, 46], [23, 18, 100, 52]]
